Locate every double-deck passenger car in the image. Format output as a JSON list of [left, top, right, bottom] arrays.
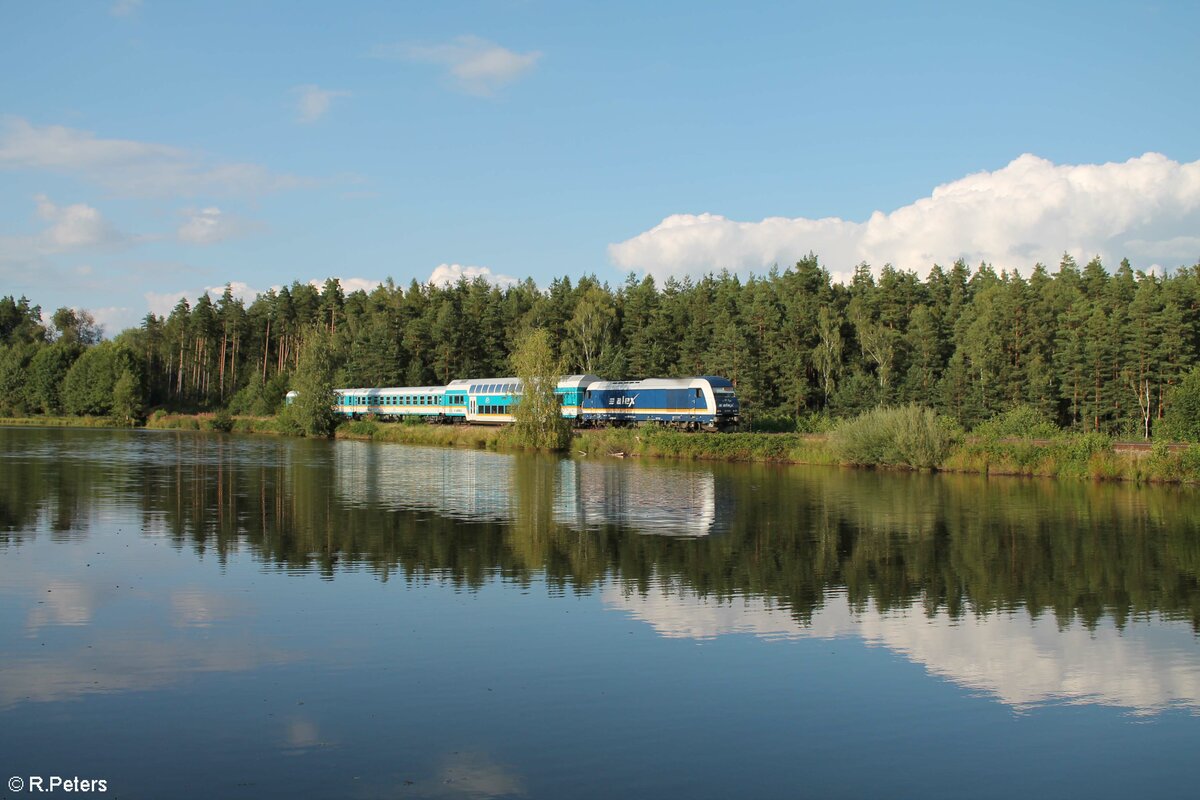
[[461, 375, 601, 424]]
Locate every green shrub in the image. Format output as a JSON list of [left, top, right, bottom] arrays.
[[273, 405, 304, 437], [1160, 368, 1200, 442], [209, 408, 234, 433], [973, 405, 1061, 440], [749, 411, 796, 433], [830, 405, 958, 469]]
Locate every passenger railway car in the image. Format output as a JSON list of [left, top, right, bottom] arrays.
[[286, 373, 738, 430], [580, 376, 739, 431], [461, 374, 600, 425]]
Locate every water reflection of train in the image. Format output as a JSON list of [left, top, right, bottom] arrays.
[[333, 442, 723, 537], [287, 374, 741, 431]]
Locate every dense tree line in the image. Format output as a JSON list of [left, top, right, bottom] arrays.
[[3, 253, 1200, 435]]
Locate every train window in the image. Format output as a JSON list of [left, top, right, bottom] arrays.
[[695, 389, 702, 398]]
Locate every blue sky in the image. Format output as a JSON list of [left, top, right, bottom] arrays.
[[2, 1, 1198, 332]]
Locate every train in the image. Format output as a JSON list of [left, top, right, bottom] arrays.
[[286, 374, 740, 431]]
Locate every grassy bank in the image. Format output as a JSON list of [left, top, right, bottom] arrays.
[[335, 419, 509, 450], [331, 419, 838, 464], [0, 415, 124, 428], [573, 427, 839, 465], [144, 412, 288, 435], [7, 411, 1200, 484], [944, 436, 1200, 483]]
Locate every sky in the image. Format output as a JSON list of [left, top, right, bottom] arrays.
[[1, 0, 1199, 334]]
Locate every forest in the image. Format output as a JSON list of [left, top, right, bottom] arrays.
[[2, 252, 1200, 438]]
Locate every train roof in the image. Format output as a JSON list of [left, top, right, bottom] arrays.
[[466, 377, 520, 393], [558, 374, 600, 389], [335, 385, 445, 395], [586, 377, 734, 391]]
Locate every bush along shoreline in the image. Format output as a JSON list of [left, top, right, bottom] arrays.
[[5, 405, 1200, 484]]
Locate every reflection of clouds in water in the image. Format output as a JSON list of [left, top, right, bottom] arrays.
[[170, 589, 244, 627], [25, 579, 95, 631], [605, 584, 1200, 714], [433, 752, 526, 799], [282, 716, 335, 755], [0, 638, 295, 710], [336, 442, 720, 537], [349, 753, 524, 800]]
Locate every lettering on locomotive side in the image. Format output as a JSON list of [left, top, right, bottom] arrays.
[[607, 394, 639, 407]]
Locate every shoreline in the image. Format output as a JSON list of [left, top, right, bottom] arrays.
[[4, 414, 1199, 484]]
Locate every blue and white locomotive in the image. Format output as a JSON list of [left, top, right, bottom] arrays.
[[287, 374, 739, 431], [580, 376, 739, 431]]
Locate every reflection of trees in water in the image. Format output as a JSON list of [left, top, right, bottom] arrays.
[[3, 429, 1200, 630]]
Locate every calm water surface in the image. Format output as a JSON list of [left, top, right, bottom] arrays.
[[1, 427, 1199, 799]]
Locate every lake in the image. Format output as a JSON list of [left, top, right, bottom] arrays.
[[1, 426, 1198, 799]]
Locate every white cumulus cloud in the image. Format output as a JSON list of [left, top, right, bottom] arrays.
[[291, 84, 350, 124], [34, 194, 124, 250], [610, 153, 1200, 282], [380, 35, 541, 96], [177, 207, 260, 245], [145, 281, 266, 318], [0, 117, 310, 197], [306, 276, 383, 295], [427, 263, 518, 288]]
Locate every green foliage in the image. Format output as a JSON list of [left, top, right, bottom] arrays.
[[750, 410, 834, 433], [830, 405, 959, 469], [509, 328, 572, 450], [209, 407, 234, 433], [339, 419, 380, 438], [750, 410, 799, 433], [0, 343, 38, 415], [61, 342, 141, 417], [973, 404, 1061, 440], [273, 404, 305, 436], [289, 330, 338, 437], [1160, 368, 1200, 442], [228, 372, 289, 416], [27, 343, 81, 414], [111, 369, 145, 425], [11, 254, 1200, 438], [0, 295, 47, 345]]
